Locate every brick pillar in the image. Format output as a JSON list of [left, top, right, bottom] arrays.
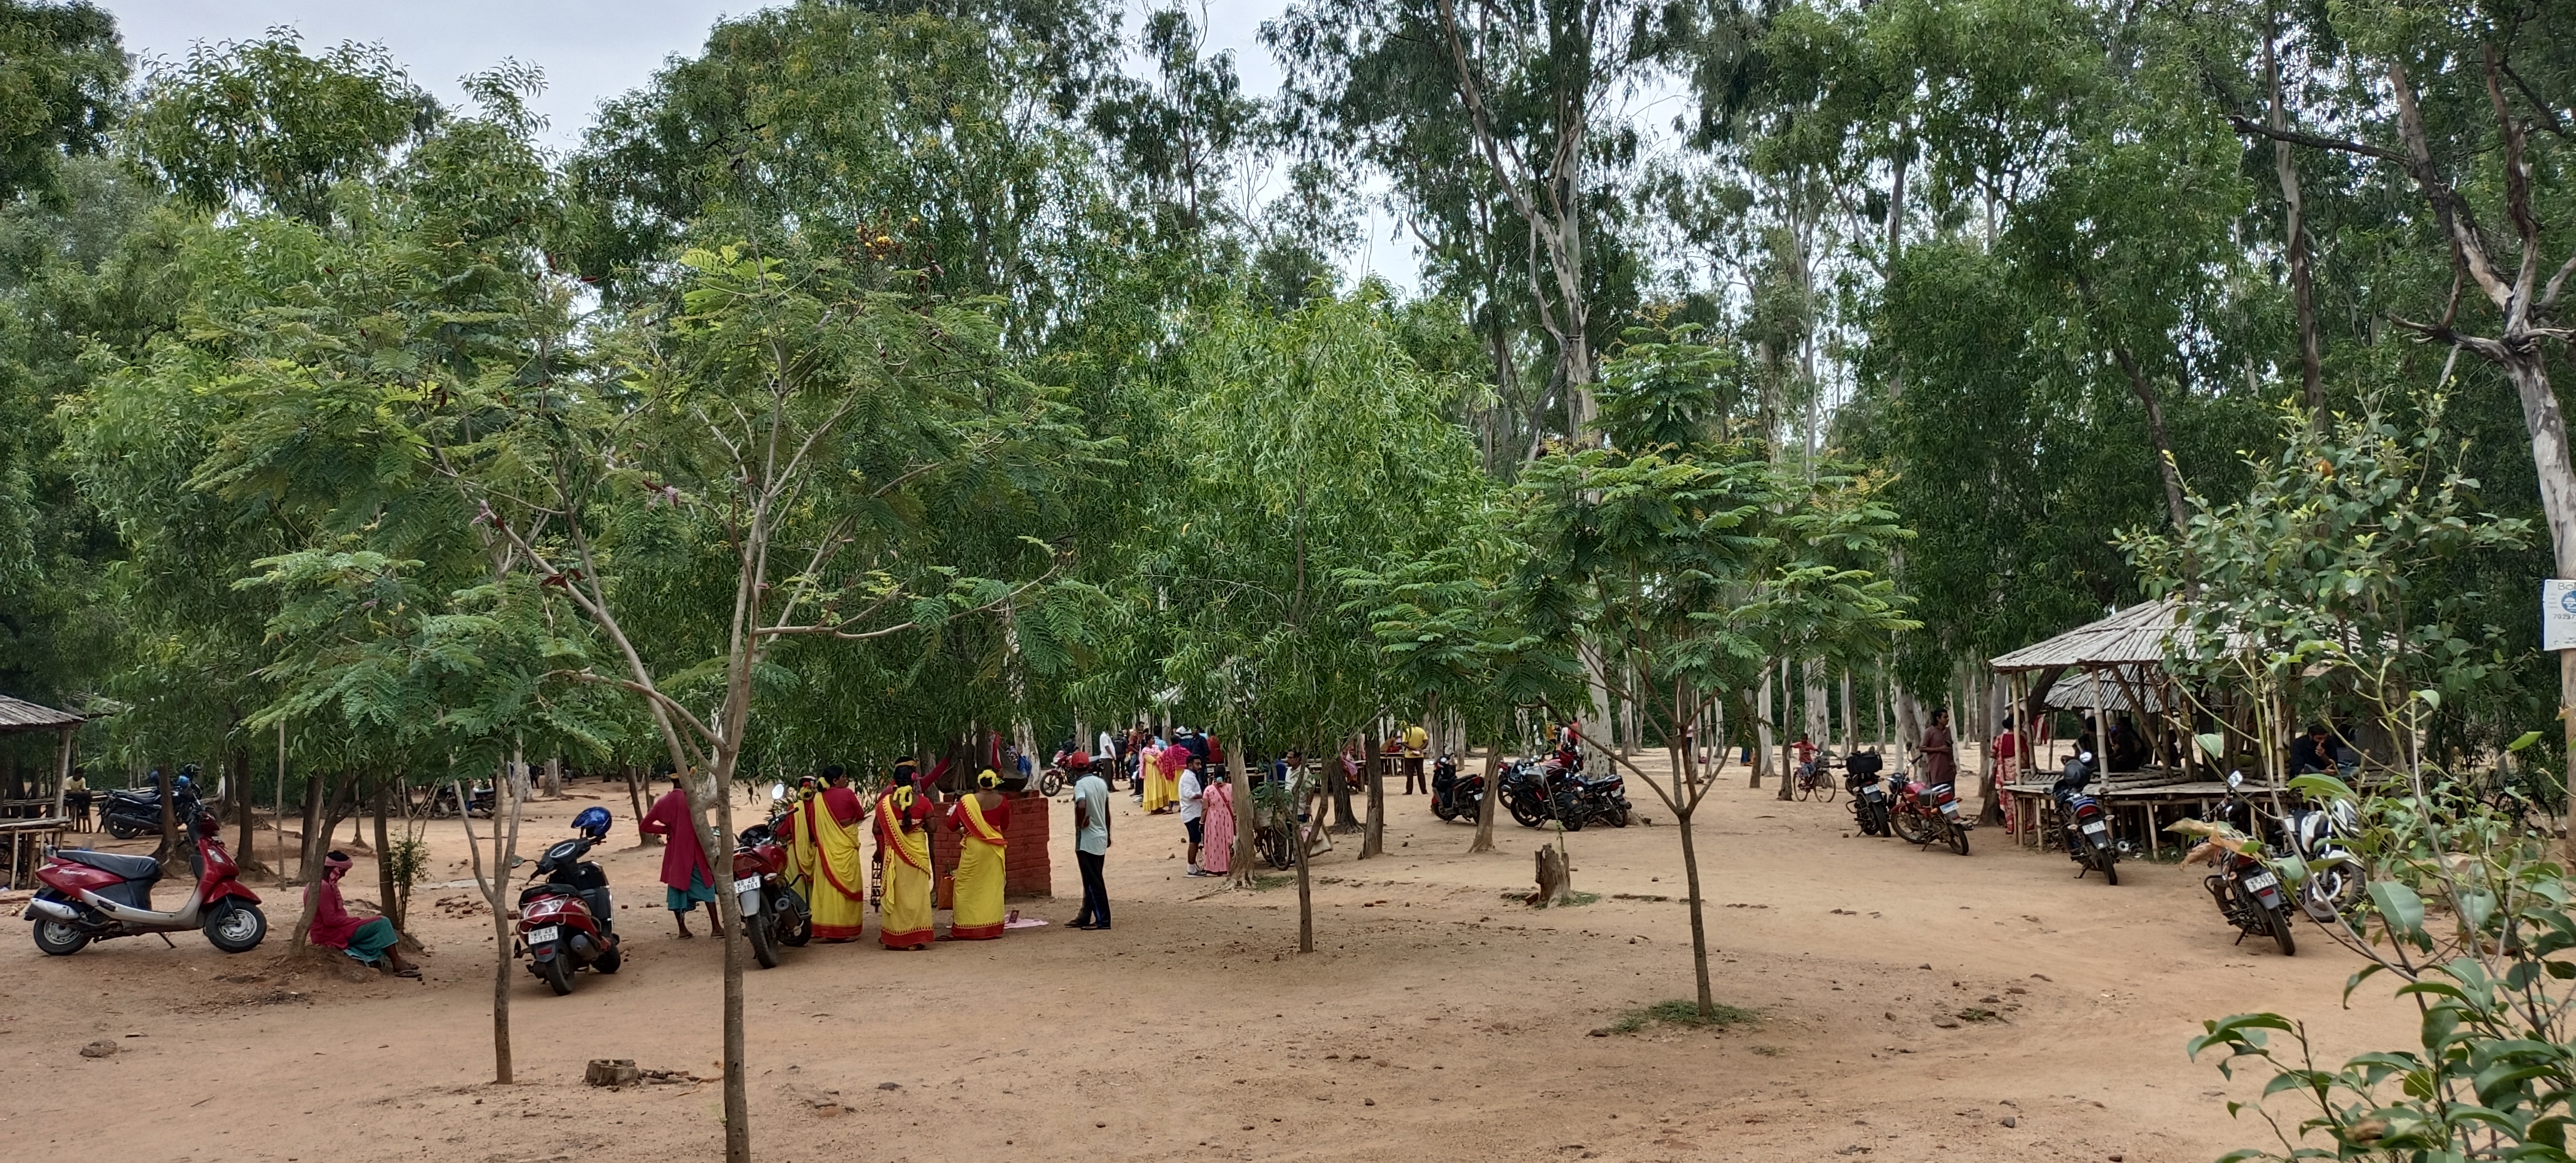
[[1003, 790, 1051, 898]]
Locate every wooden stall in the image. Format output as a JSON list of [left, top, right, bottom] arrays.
[[1987, 601, 2231, 855], [0, 694, 83, 890]]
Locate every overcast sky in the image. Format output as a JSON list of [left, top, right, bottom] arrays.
[[97, 1, 1415, 287]]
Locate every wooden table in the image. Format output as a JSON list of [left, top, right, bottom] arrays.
[[0, 816, 68, 891]]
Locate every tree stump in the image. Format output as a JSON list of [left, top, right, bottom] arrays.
[[1531, 845, 1568, 906], [586, 1058, 641, 1087]]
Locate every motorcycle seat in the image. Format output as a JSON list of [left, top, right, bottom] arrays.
[[57, 848, 163, 881]]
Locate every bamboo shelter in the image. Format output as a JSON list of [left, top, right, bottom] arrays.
[[0, 693, 83, 889], [1987, 600, 2233, 855]]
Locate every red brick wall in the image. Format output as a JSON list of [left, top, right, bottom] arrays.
[[927, 791, 1052, 900]]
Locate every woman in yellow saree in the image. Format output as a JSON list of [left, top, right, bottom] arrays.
[[787, 779, 869, 942], [946, 769, 1011, 940], [875, 780, 935, 950]]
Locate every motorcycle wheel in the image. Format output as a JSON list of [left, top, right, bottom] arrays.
[[1556, 798, 1584, 832], [1946, 820, 1971, 855], [537, 956, 575, 996], [774, 887, 812, 947], [2267, 904, 2297, 956], [1431, 797, 1458, 822], [31, 915, 89, 956], [1891, 810, 1929, 845], [2098, 847, 2119, 886], [104, 821, 138, 840], [1039, 770, 1065, 797], [1507, 795, 1546, 829], [1608, 806, 1631, 828], [595, 942, 623, 973], [746, 909, 779, 970], [202, 901, 267, 953]]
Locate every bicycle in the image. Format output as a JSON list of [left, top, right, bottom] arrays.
[[1794, 751, 1839, 802]]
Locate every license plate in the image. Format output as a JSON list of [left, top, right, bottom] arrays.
[[2081, 821, 2108, 836], [1939, 801, 1958, 815], [2242, 872, 2278, 892], [733, 874, 762, 896], [525, 925, 559, 944]]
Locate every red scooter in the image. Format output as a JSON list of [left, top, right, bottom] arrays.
[[515, 825, 620, 995], [25, 801, 266, 956]]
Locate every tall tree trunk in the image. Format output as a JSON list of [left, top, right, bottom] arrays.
[[625, 765, 655, 844], [2108, 344, 2193, 536], [372, 777, 397, 932], [1469, 744, 1501, 854], [1750, 663, 1774, 788], [1361, 733, 1385, 858], [289, 772, 326, 947], [233, 748, 259, 876], [1673, 753, 1716, 1017], [2265, 19, 2325, 427]]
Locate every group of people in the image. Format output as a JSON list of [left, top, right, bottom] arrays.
[[633, 761, 1023, 952]]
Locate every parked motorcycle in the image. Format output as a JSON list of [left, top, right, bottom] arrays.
[[25, 800, 266, 956], [1844, 750, 1891, 836], [515, 808, 622, 995], [1500, 760, 1552, 828], [1428, 754, 1485, 822], [2276, 792, 2362, 921], [734, 789, 812, 970], [1563, 767, 1633, 829], [2199, 770, 2296, 955], [98, 769, 195, 840], [427, 782, 495, 819], [1888, 773, 1971, 855], [2052, 752, 2118, 885]]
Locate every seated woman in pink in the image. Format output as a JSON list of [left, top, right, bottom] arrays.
[[309, 850, 420, 977]]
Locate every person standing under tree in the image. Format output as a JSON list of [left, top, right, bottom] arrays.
[[874, 774, 936, 951], [1919, 709, 1958, 792], [1180, 757, 1208, 876], [1201, 766, 1235, 877], [1402, 722, 1429, 795], [788, 767, 869, 942], [638, 768, 721, 938], [1071, 761, 1112, 930], [946, 770, 1010, 940]]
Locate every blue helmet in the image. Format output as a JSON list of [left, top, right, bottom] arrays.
[[572, 806, 613, 839]]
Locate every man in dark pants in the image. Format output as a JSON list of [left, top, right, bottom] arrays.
[[1072, 763, 1112, 930]]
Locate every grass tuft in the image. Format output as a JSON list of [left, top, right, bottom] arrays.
[[1604, 998, 1761, 1034]]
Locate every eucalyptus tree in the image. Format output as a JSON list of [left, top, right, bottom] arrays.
[[1268, 0, 1660, 465], [1516, 324, 1911, 1018]]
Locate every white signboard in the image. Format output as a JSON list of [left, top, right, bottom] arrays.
[[2546, 580, 2576, 651]]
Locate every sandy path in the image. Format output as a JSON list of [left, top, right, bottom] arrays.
[[0, 755, 2410, 1162]]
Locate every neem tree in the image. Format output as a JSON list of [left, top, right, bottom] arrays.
[[427, 235, 1090, 1162], [1515, 326, 1911, 1018]]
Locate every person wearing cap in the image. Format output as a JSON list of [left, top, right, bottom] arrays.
[[946, 769, 1011, 939], [307, 850, 419, 977], [874, 771, 937, 951], [638, 767, 722, 938], [789, 766, 869, 942]]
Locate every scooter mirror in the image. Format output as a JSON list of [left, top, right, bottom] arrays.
[[769, 783, 786, 802], [2226, 770, 2244, 789]]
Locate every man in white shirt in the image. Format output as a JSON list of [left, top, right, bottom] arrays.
[[1072, 765, 1112, 930], [1179, 758, 1208, 876]]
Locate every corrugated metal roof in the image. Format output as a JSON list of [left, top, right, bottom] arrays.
[[1989, 598, 2183, 672], [0, 694, 84, 731]]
